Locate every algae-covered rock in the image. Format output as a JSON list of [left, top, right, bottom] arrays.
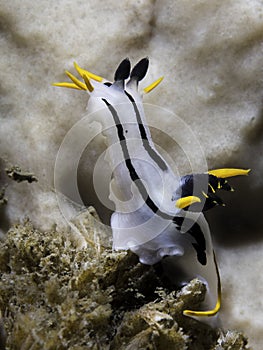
[[0, 210, 250, 349]]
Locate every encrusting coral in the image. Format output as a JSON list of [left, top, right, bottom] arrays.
[[0, 209, 249, 349]]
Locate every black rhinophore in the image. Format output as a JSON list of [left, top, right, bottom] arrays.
[[130, 57, 149, 81], [114, 58, 131, 81]]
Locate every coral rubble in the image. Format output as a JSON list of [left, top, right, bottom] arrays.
[[0, 210, 249, 349]]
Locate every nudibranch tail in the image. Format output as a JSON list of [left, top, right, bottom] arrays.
[[183, 253, 221, 319], [183, 290, 221, 318]]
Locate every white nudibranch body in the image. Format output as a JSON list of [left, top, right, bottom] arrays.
[[54, 58, 250, 323]]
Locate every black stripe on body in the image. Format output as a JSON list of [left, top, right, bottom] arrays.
[[130, 58, 149, 82], [125, 91, 168, 171], [213, 250, 221, 304], [173, 217, 207, 265], [102, 98, 161, 215], [102, 98, 207, 265]]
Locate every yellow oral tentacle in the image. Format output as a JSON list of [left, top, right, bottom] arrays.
[[83, 74, 94, 92], [52, 82, 82, 90], [208, 168, 250, 178], [176, 195, 201, 209], [74, 62, 104, 82], [65, 70, 87, 91], [143, 76, 164, 93]]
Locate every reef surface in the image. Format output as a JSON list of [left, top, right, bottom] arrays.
[[0, 211, 249, 350]]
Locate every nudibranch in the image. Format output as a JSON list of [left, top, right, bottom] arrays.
[[54, 58, 250, 323]]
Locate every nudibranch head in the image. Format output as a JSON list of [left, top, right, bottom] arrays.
[[54, 58, 250, 325], [53, 58, 163, 97]]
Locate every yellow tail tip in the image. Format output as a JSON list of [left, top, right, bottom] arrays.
[[183, 293, 221, 318]]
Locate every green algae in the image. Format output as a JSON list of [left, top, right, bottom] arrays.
[[0, 209, 250, 349]]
